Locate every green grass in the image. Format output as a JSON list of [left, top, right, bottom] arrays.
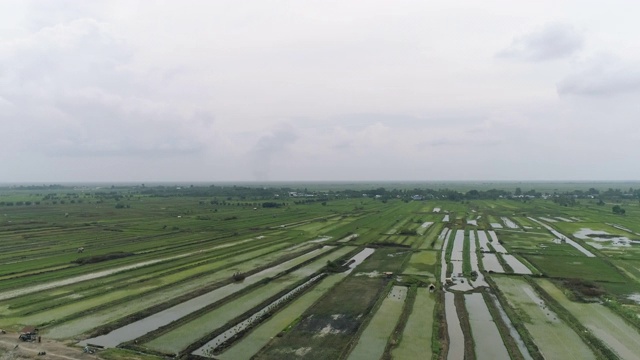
[[390, 288, 435, 359]]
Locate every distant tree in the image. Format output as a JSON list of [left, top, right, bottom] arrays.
[[612, 205, 626, 215]]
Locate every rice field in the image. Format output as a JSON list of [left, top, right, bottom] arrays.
[[493, 276, 596, 360], [1, 184, 640, 360]]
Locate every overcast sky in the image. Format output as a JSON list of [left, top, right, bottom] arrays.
[[1, 1, 639, 182]]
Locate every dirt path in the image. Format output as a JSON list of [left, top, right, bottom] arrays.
[[0, 332, 96, 360]]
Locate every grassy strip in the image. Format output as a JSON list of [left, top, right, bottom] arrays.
[[83, 245, 325, 338], [462, 230, 471, 276], [485, 275, 543, 360], [176, 274, 329, 358], [382, 285, 417, 359], [481, 290, 525, 360], [444, 227, 456, 263], [525, 277, 618, 360], [132, 247, 354, 348], [453, 292, 475, 360], [602, 297, 640, 331], [11, 239, 292, 317], [432, 289, 446, 360], [494, 252, 514, 274]]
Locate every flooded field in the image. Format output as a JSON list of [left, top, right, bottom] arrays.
[[212, 273, 348, 359], [502, 254, 532, 274], [143, 247, 355, 354], [501, 217, 519, 229], [481, 253, 504, 273], [477, 231, 491, 252], [465, 293, 509, 360], [445, 292, 465, 360], [450, 230, 465, 276], [80, 247, 338, 348], [347, 286, 407, 360], [3, 187, 639, 360], [537, 279, 640, 360], [488, 293, 533, 360], [529, 217, 596, 257], [493, 277, 596, 360]]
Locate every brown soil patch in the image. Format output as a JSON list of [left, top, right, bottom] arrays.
[[0, 331, 97, 360]]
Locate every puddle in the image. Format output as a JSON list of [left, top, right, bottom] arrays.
[[574, 228, 638, 247], [555, 217, 573, 222], [491, 222, 503, 229], [338, 234, 359, 243], [529, 218, 595, 257], [628, 293, 640, 304], [443, 215, 450, 222], [501, 217, 519, 229], [344, 248, 375, 274], [539, 217, 557, 223], [433, 208, 441, 213], [310, 236, 332, 243]]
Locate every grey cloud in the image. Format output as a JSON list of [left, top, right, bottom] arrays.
[[249, 124, 298, 181], [497, 23, 583, 62], [0, 17, 214, 158], [557, 57, 640, 96]]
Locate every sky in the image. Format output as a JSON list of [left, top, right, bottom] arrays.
[[1, 0, 639, 182]]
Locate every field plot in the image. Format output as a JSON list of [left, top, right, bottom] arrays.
[[201, 273, 348, 359], [465, 293, 509, 360], [536, 279, 640, 360], [450, 230, 464, 276], [2, 186, 640, 360], [477, 231, 491, 252], [254, 248, 409, 360], [38, 242, 307, 338], [5, 241, 293, 329], [403, 251, 437, 280], [523, 254, 627, 283], [445, 292, 464, 360], [502, 254, 532, 274], [493, 276, 596, 360], [390, 288, 435, 360], [528, 218, 595, 257], [79, 246, 343, 348], [501, 217, 519, 229], [141, 247, 355, 354], [481, 253, 504, 273], [347, 286, 407, 360]]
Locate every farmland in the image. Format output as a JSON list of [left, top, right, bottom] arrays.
[[1, 183, 640, 359]]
